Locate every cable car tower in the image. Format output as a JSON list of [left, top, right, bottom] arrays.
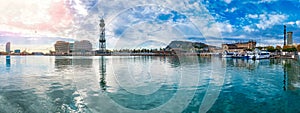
[[99, 18, 106, 53]]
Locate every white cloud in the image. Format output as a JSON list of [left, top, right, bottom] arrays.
[[110, 22, 182, 49], [285, 21, 295, 25], [93, 0, 225, 47], [256, 38, 283, 46], [296, 21, 300, 27], [247, 14, 258, 19], [248, 0, 278, 4], [223, 0, 232, 4], [71, 0, 89, 16], [0, 0, 73, 37], [216, 22, 233, 33], [225, 7, 237, 12], [259, 0, 278, 3], [243, 26, 256, 32], [256, 13, 286, 30]]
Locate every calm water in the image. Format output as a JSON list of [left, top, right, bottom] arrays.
[[0, 56, 300, 113]]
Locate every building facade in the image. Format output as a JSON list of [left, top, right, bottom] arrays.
[[222, 40, 256, 52], [69, 43, 74, 53], [6, 42, 10, 54], [287, 31, 293, 45], [14, 49, 21, 54], [54, 41, 70, 55], [73, 40, 93, 55]]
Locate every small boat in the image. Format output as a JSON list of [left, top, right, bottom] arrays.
[[246, 51, 255, 59], [254, 51, 270, 59], [232, 52, 250, 59], [222, 51, 235, 58]]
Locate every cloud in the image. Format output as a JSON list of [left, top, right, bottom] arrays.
[[2, 0, 299, 51], [215, 22, 234, 33], [223, 0, 232, 4], [296, 21, 300, 27], [256, 38, 283, 46], [285, 21, 295, 25], [0, 0, 74, 37], [258, 0, 278, 3], [243, 26, 256, 32], [247, 0, 278, 4], [255, 13, 286, 30], [247, 14, 259, 19], [89, 1, 224, 47], [225, 7, 237, 12]]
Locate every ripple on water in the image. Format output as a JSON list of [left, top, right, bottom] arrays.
[[0, 56, 300, 112]]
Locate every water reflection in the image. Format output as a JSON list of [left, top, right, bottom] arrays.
[[283, 59, 300, 91], [99, 56, 183, 110], [1, 56, 300, 112], [99, 56, 107, 92], [0, 86, 42, 112], [223, 58, 300, 91], [54, 57, 93, 69], [55, 58, 72, 66], [223, 58, 258, 70], [6, 56, 10, 69], [46, 82, 77, 112]]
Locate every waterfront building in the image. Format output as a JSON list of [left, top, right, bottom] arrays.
[[222, 40, 256, 52], [287, 31, 293, 45], [14, 49, 21, 53], [222, 44, 244, 52], [32, 52, 44, 55], [54, 41, 70, 55], [73, 40, 93, 55], [6, 42, 10, 54], [14, 49, 21, 55], [69, 43, 74, 53]]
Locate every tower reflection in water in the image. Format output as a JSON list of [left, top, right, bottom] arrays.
[[99, 56, 107, 92], [283, 59, 300, 91], [6, 56, 10, 71]]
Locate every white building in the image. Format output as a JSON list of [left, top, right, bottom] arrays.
[[73, 40, 93, 55], [287, 31, 293, 46], [6, 42, 10, 54], [54, 41, 70, 55]]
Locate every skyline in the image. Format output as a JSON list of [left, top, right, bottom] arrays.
[[0, 0, 300, 52]]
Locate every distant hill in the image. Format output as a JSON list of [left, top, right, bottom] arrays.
[[164, 41, 220, 53], [165, 41, 208, 50]]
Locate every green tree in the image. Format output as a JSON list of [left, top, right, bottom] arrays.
[[276, 45, 282, 50], [282, 46, 297, 52], [266, 46, 276, 52], [297, 45, 300, 52]]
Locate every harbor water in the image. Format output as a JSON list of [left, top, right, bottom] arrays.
[[0, 56, 300, 113]]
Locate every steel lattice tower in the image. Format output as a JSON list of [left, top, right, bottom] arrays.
[[99, 18, 106, 52]]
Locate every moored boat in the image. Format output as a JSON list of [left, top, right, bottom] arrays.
[[254, 50, 270, 59], [222, 50, 235, 58]]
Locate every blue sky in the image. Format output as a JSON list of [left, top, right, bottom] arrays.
[[0, 0, 299, 52]]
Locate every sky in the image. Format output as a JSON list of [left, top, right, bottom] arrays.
[[0, 0, 300, 52]]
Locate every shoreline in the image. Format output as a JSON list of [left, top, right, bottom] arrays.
[[1, 53, 298, 60]]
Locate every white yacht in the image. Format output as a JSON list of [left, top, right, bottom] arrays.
[[222, 51, 235, 58], [246, 51, 255, 59], [255, 51, 270, 59]]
